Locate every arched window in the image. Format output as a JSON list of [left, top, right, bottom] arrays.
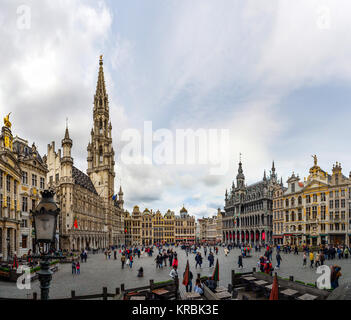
[[298, 196, 302, 205], [285, 199, 289, 207], [291, 197, 295, 206]]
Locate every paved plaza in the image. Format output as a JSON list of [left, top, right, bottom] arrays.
[[1, 246, 351, 299]]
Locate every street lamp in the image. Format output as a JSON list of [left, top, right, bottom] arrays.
[[31, 190, 60, 300]]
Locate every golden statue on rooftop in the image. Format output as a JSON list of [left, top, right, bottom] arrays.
[[4, 112, 11, 128], [312, 154, 317, 166]]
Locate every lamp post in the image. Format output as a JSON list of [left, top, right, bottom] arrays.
[[30, 190, 60, 300]]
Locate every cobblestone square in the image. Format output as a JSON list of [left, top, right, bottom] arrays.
[[1, 246, 351, 299]]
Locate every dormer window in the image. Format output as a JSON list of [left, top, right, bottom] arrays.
[[291, 183, 295, 193]]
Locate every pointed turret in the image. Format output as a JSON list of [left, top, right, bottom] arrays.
[[61, 124, 73, 180], [236, 161, 245, 189]]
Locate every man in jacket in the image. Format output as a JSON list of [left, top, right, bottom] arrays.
[[208, 252, 214, 267]]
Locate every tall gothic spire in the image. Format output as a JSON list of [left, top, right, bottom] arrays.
[[94, 55, 108, 113], [87, 55, 115, 200]]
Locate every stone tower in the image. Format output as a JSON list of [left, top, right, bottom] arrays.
[[87, 55, 115, 200]]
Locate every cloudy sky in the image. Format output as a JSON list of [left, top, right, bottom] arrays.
[[1, 0, 351, 219]]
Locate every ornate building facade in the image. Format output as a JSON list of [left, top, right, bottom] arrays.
[[13, 137, 48, 256], [280, 157, 351, 247], [223, 161, 281, 245], [123, 206, 194, 245], [0, 115, 22, 260], [45, 56, 124, 251], [174, 207, 196, 243]]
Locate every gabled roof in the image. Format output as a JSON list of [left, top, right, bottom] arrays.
[[72, 166, 97, 195]]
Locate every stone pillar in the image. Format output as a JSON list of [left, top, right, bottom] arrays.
[[2, 227, 6, 261]]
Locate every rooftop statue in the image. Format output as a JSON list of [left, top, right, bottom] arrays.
[[4, 112, 11, 128]]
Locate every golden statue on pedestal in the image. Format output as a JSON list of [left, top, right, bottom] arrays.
[[312, 154, 317, 166], [4, 112, 11, 128]]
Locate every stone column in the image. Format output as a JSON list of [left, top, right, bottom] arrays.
[[2, 227, 6, 261]]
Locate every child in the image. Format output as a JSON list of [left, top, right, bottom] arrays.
[[76, 261, 80, 274]]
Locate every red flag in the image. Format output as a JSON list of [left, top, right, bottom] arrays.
[[182, 260, 190, 286], [13, 255, 18, 269], [269, 273, 279, 300], [73, 217, 78, 229]]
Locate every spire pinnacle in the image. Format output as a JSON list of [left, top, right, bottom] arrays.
[[64, 117, 70, 139], [95, 54, 107, 102]]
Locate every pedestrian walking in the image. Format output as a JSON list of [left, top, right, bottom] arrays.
[[315, 253, 321, 268], [72, 261, 76, 274], [309, 252, 314, 268], [303, 252, 307, 267], [238, 254, 243, 269], [330, 265, 342, 289], [129, 255, 133, 268], [276, 252, 282, 269], [114, 249, 117, 260], [76, 261, 80, 274], [169, 266, 178, 279], [121, 254, 126, 269], [208, 252, 214, 267]]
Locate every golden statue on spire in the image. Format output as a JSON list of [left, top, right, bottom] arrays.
[[4, 112, 11, 128], [312, 154, 317, 166]]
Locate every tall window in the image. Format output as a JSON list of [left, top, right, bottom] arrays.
[[298, 196, 302, 205], [0, 170, 3, 189], [6, 175, 11, 192], [40, 177, 45, 189], [330, 191, 333, 198], [312, 206, 317, 219], [306, 207, 311, 220], [341, 199, 345, 208], [329, 200, 333, 209], [291, 183, 295, 193], [22, 172, 28, 185], [298, 208, 302, 221], [321, 193, 326, 201], [313, 194, 317, 202], [99, 146, 103, 163], [306, 195, 311, 204], [32, 174, 37, 187], [22, 197, 28, 212], [321, 205, 326, 220], [14, 180, 17, 195], [335, 199, 339, 209]]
